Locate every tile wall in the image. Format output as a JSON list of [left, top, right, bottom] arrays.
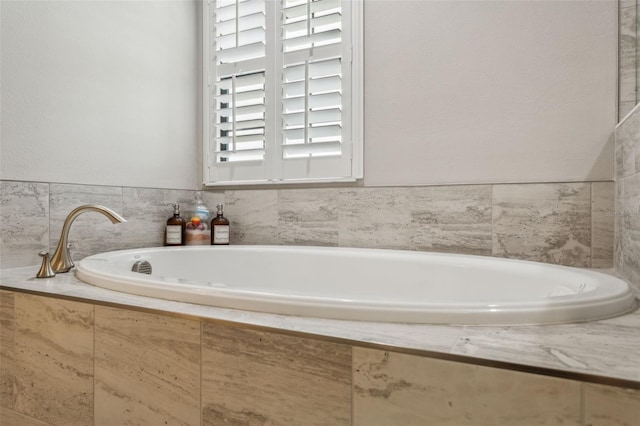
[[1, 290, 639, 426], [619, 0, 639, 119], [615, 104, 640, 291], [0, 180, 614, 270]]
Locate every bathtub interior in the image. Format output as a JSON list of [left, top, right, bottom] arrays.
[[76, 246, 637, 325], [80, 246, 624, 303]]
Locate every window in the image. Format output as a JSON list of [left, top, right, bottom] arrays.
[[203, 0, 363, 185]]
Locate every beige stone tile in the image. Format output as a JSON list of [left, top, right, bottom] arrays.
[[0, 181, 49, 268], [409, 185, 492, 255], [591, 182, 615, 268], [615, 179, 625, 273], [620, 173, 640, 290], [616, 107, 640, 180], [94, 306, 201, 426], [451, 319, 640, 380], [619, 101, 638, 121], [492, 183, 592, 267], [201, 190, 225, 218], [0, 407, 53, 426], [224, 189, 279, 244], [0, 290, 15, 408], [338, 187, 412, 250], [619, 6, 638, 105], [122, 187, 197, 249], [10, 294, 94, 426], [353, 347, 581, 426], [49, 183, 124, 262], [620, 0, 636, 10], [584, 383, 640, 426], [202, 323, 351, 426], [278, 188, 340, 246]]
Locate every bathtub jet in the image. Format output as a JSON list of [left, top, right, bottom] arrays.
[[76, 246, 636, 325]]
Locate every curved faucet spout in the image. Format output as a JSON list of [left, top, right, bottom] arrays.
[[50, 205, 126, 273]]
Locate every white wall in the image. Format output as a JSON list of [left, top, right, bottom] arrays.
[[1, 0, 200, 190], [0, 0, 618, 189], [364, 0, 618, 186]]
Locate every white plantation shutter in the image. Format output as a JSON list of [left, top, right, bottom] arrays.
[[208, 0, 271, 182], [204, 0, 362, 185]]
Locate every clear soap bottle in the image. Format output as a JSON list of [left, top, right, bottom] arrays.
[[165, 204, 186, 246], [211, 204, 230, 245], [185, 192, 211, 245]]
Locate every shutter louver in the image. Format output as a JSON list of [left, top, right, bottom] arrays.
[[280, 0, 346, 166], [212, 0, 267, 167]]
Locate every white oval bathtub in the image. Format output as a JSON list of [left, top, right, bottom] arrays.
[[76, 246, 636, 325]]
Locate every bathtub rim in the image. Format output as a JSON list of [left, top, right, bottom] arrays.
[[75, 245, 637, 326]]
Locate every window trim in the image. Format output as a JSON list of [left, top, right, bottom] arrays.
[[201, 0, 363, 187]]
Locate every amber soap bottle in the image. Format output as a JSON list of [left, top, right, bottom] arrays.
[[211, 204, 230, 245], [165, 204, 186, 246]]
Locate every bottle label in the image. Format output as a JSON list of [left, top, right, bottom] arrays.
[[213, 225, 230, 244], [166, 225, 182, 244]]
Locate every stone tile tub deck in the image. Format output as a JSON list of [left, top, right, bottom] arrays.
[[1, 265, 639, 425]]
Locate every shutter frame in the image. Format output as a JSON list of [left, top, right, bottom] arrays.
[[203, 0, 363, 186]]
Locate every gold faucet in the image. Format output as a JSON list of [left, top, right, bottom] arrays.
[[50, 205, 126, 273]]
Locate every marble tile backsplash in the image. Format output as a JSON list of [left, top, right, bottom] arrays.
[[615, 104, 640, 292], [592, 182, 616, 269], [1, 179, 615, 270], [493, 183, 591, 267], [0, 182, 49, 268], [619, 0, 638, 119], [49, 183, 123, 263], [409, 185, 493, 256]]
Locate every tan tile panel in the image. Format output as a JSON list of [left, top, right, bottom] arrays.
[[353, 347, 581, 426], [0, 406, 53, 426], [94, 306, 201, 426], [584, 383, 640, 426], [202, 322, 351, 426], [10, 293, 94, 426], [0, 290, 15, 408]]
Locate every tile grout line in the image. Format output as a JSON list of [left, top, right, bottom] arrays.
[[590, 183, 594, 268], [200, 321, 204, 426], [350, 345, 355, 426], [492, 183, 497, 257], [93, 304, 96, 426], [580, 382, 586, 426]]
